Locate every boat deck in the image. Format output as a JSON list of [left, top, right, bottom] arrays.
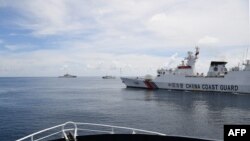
[[17, 121, 213, 141], [51, 134, 211, 141]]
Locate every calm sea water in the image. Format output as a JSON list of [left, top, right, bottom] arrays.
[[0, 77, 250, 141]]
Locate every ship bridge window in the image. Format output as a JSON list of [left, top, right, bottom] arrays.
[[214, 67, 218, 71]]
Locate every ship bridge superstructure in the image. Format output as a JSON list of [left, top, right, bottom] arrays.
[[157, 47, 199, 76], [207, 61, 228, 77]]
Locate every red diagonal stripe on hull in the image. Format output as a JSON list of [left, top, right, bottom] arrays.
[[144, 80, 154, 89], [150, 82, 158, 89]]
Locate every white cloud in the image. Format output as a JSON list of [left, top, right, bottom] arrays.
[[198, 36, 219, 45], [4, 45, 18, 51], [0, 45, 248, 76], [0, 44, 172, 76], [0, 0, 249, 76], [146, 0, 249, 46], [2, 0, 247, 45]]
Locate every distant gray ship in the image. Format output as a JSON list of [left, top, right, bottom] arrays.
[[102, 75, 116, 79], [59, 73, 77, 78]]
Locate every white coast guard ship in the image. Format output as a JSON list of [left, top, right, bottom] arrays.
[[121, 47, 250, 94]]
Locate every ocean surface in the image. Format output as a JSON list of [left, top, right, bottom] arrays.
[[0, 77, 250, 141]]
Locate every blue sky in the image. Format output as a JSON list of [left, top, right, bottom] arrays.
[[0, 0, 249, 76]]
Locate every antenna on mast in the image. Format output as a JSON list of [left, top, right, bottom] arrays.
[[195, 46, 199, 59], [242, 50, 245, 66]]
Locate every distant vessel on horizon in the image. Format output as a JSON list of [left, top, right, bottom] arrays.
[[102, 75, 116, 79], [59, 73, 77, 78]]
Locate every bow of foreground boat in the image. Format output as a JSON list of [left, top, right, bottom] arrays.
[[16, 121, 215, 141]]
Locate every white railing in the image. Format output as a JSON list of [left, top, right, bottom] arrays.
[[16, 121, 166, 141]]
